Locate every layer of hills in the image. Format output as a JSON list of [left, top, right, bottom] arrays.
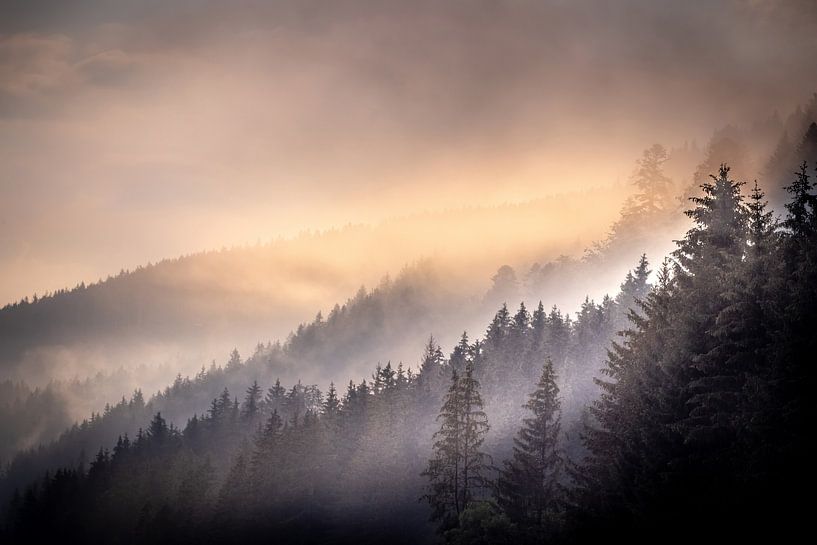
[[3, 147, 816, 543], [1, 92, 816, 487], [0, 187, 627, 387]]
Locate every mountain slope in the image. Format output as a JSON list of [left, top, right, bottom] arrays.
[[0, 188, 626, 387]]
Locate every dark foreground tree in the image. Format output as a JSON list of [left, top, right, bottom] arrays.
[[423, 360, 491, 533], [496, 359, 563, 539]]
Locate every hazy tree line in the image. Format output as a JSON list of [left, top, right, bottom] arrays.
[[2, 155, 815, 543], [0, 314, 629, 543], [0, 181, 622, 389], [2, 95, 814, 469], [0, 171, 656, 502], [1, 96, 816, 543], [421, 162, 817, 543], [0, 254, 652, 543]]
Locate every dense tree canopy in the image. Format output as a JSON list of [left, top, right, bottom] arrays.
[[2, 153, 815, 543]]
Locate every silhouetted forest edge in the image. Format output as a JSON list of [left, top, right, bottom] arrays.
[[2, 91, 817, 543]]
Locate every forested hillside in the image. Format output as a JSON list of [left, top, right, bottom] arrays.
[[3, 2, 816, 543], [2, 105, 812, 491], [0, 253, 651, 544], [0, 188, 625, 385], [3, 157, 815, 543], [0, 137, 704, 465]]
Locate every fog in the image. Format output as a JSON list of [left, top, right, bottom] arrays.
[[2, 0, 816, 303], [1, 4, 817, 539]]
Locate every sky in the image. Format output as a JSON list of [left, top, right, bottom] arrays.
[[1, 0, 817, 305]]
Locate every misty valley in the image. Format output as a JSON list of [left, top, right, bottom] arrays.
[[2, 2, 817, 544], [3, 110, 817, 543]]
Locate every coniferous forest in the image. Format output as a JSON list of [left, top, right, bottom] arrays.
[[2, 2, 817, 544], [1, 159, 816, 543]]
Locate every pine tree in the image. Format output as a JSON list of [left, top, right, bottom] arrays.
[[497, 360, 563, 532], [674, 165, 749, 454], [226, 348, 242, 370], [783, 161, 817, 236], [485, 304, 511, 353], [449, 332, 472, 372], [423, 368, 465, 529], [242, 380, 262, 421], [419, 336, 445, 379], [614, 255, 651, 332], [777, 159, 817, 483], [458, 360, 491, 509], [214, 387, 232, 422], [546, 306, 570, 370], [578, 164, 756, 538], [579, 260, 684, 530], [284, 382, 306, 423], [675, 164, 746, 276], [529, 302, 547, 352], [747, 181, 775, 248], [264, 379, 286, 414], [705, 180, 779, 472], [322, 382, 340, 420], [256, 410, 283, 454], [147, 412, 169, 443], [508, 302, 531, 372], [423, 361, 491, 532], [631, 144, 674, 214]]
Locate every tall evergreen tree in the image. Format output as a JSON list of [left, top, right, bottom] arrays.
[[264, 379, 286, 414], [322, 382, 340, 417], [423, 361, 491, 532], [674, 165, 749, 454], [496, 360, 563, 533], [226, 348, 242, 370], [631, 144, 674, 214], [578, 260, 684, 535], [419, 336, 445, 377], [242, 380, 262, 421], [449, 332, 472, 372]]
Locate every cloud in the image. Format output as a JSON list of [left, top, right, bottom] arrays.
[[74, 49, 143, 87], [0, 0, 816, 304], [0, 33, 73, 92], [0, 33, 76, 116], [0, 32, 157, 119]]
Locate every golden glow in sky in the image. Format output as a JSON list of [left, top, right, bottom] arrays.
[[1, 0, 816, 304]]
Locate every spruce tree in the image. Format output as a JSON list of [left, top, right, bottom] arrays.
[[459, 360, 491, 509], [322, 382, 340, 417], [631, 143, 673, 214], [449, 332, 472, 372], [423, 361, 491, 531], [264, 379, 286, 415], [777, 160, 817, 481], [508, 302, 531, 372], [783, 161, 817, 236], [497, 360, 563, 532], [423, 368, 464, 528], [529, 302, 547, 359], [226, 348, 242, 370], [613, 255, 651, 333], [674, 165, 749, 454], [706, 180, 779, 471], [419, 335, 445, 380], [242, 380, 262, 421], [579, 260, 684, 531], [545, 306, 570, 370]]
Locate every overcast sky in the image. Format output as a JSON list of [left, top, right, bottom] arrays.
[[1, 0, 816, 304]]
